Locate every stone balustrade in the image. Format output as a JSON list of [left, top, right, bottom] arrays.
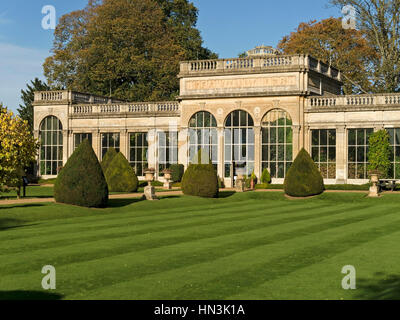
[[34, 90, 125, 105], [179, 55, 341, 81], [71, 101, 180, 116], [307, 93, 400, 108]]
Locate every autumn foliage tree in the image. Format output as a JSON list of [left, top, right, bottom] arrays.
[[0, 105, 38, 197], [330, 0, 400, 93], [278, 17, 378, 94], [44, 0, 216, 102]]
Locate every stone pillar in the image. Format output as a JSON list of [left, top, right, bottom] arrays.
[[292, 125, 301, 158], [304, 126, 311, 154], [178, 128, 188, 170], [92, 130, 101, 161], [120, 129, 129, 159], [68, 130, 74, 158], [62, 130, 69, 166], [254, 126, 261, 179], [218, 127, 225, 180], [336, 125, 347, 184], [147, 129, 157, 178]]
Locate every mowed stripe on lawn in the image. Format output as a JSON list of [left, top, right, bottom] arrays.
[[1, 192, 399, 299]]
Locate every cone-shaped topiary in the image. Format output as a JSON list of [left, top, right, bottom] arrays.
[[101, 147, 118, 172], [182, 164, 219, 198], [284, 148, 324, 197], [261, 168, 271, 184], [54, 139, 108, 208], [104, 152, 139, 192]]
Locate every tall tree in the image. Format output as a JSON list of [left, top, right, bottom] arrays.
[[43, 0, 216, 102], [18, 78, 50, 131], [155, 0, 217, 60], [330, 0, 400, 92], [278, 17, 378, 94]]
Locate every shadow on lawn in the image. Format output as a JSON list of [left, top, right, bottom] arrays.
[[107, 197, 146, 208], [0, 291, 63, 300], [0, 218, 28, 231], [0, 204, 46, 210], [219, 191, 236, 198], [356, 273, 400, 300]]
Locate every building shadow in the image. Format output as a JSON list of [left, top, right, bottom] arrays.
[[355, 273, 400, 300], [0, 291, 63, 300]]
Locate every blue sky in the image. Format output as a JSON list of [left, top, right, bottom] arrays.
[[0, 0, 342, 113]]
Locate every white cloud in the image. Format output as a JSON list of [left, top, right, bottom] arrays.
[[0, 43, 49, 112]]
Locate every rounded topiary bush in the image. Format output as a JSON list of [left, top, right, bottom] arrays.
[[261, 168, 272, 184], [284, 148, 324, 197], [101, 147, 118, 172], [54, 139, 108, 208], [104, 152, 139, 192], [170, 164, 185, 182], [182, 164, 219, 198]]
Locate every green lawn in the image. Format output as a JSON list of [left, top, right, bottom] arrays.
[[0, 185, 179, 200], [1, 191, 400, 300]]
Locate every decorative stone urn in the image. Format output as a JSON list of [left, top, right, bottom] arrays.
[[368, 170, 380, 198], [162, 169, 172, 190], [144, 168, 158, 201]]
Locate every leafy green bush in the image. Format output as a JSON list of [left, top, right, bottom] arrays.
[[368, 130, 391, 178], [284, 148, 324, 197], [182, 164, 219, 198], [54, 139, 108, 208], [261, 168, 271, 184], [101, 147, 118, 172], [139, 180, 163, 188], [104, 153, 139, 192], [170, 164, 185, 182]]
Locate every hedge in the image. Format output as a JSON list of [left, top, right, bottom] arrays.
[[284, 148, 324, 197], [101, 147, 118, 172], [54, 139, 108, 208], [182, 164, 219, 198], [170, 164, 185, 182], [104, 152, 139, 192]]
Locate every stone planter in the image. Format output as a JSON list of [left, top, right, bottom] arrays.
[[368, 171, 380, 198], [143, 168, 158, 200], [162, 169, 172, 190], [144, 168, 155, 186]]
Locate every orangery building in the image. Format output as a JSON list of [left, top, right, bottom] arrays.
[[33, 46, 400, 185]]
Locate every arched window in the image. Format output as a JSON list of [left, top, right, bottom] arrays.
[[261, 109, 293, 178], [39, 116, 63, 175], [224, 110, 255, 178], [188, 111, 218, 169]]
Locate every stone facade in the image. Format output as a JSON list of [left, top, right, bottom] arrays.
[[33, 51, 400, 185]]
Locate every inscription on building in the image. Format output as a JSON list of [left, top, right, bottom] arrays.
[[186, 76, 297, 91]]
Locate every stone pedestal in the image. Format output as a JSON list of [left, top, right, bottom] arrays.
[[144, 185, 158, 201], [164, 181, 172, 190], [368, 173, 380, 197], [235, 176, 246, 192]]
